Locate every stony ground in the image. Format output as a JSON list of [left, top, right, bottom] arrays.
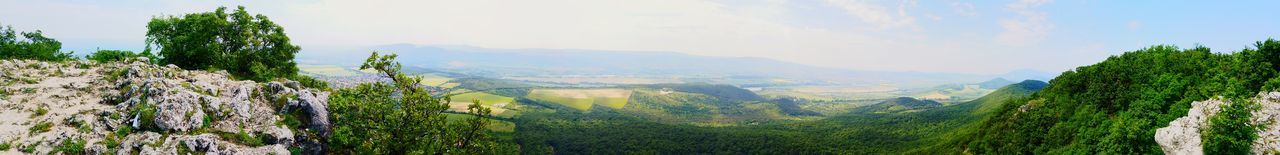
[[1156, 92, 1280, 154], [0, 58, 329, 155]]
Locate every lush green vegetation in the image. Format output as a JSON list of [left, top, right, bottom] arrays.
[[514, 81, 1044, 154], [923, 39, 1280, 154], [0, 24, 74, 61], [145, 6, 301, 82], [853, 97, 943, 113], [327, 52, 502, 154]]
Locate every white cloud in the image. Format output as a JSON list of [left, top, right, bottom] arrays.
[[1126, 21, 1143, 30], [0, 0, 1086, 74], [950, 2, 977, 17], [996, 0, 1053, 46], [822, 0, 918, 30]]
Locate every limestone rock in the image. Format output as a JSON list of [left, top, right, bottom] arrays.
[[1155, 98, 1225, 155], [0, 59, 330, 154]]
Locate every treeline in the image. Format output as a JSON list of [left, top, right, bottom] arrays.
[[920, 39, 1280, 154]]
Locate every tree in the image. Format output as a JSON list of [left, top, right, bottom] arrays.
[[328, 52, 495, 154], [145, 6, 300, 81], [0, 24, 74, 61], [85, 49, 157, 63]]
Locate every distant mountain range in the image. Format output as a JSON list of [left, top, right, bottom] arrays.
[[299, 44, 1057, 87]]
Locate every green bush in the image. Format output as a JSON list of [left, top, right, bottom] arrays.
[[31, 106, 47, 118], [290, 75, 330, 91], [214, 130, 265, 146], [145, 6, 300, 82], [1204, 99, 1260, 154], [85, 49, 158, 63], [328, 52, 496, 154], [54, 138, 86, 154], [0, 24, 74, 61], [29, 122, 51, 133]]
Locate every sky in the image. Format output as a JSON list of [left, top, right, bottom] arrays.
[[1, 0, 1278, 74]]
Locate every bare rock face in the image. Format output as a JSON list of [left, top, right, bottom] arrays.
[[1251, 92, 1280, 154], [1156, 92, 1280, 154], [1155, 97, 1225, 155], [0, 59, 331, 154]]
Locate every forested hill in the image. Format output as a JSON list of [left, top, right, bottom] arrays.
[[918, 39, 1280, 154], [512, 79, 1046, 154]]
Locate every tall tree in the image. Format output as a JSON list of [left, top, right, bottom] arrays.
[[328, 52, 496, 154], [145, 6, 300, 81], [0, 24, 73, 61]]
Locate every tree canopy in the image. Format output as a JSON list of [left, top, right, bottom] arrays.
[[924, 39, 1280, 154], [0, 24, 74, 61], [85, 49, 157, 63], [327, 52, 498, 154], [145, 6, 300, 81]]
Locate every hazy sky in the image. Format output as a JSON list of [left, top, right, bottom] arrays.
[[2, 0, 1278, 74]]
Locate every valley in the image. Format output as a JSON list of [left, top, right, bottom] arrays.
[[4, 1, 1276, 154]]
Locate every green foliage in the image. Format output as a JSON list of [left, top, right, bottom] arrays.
[[925, 39, 1280, 154], [328, 52, 499, 154], [135, 101, 159, 131], [85, 49, 158, 63], [31, 106, 47, 117], [145, 6, 300, 82], [115, 125, 133, 136], [19, 143, 34, 153], [0, 24, 74, 61], [103, 133, 120, 149], [29, 121, 51, 133], [54, 138, 86, 154], [0, 142, 9, 151], [515, 81, 1045, 154], [290, 75, 330, 91], [1204, 99, 1259, 154], [212, 130, 265, 146]]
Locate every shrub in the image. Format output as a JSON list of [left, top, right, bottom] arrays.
[[31, 106, 47, 118], [54, 138, 86, 154], [290, 75, 330, 91], [328, 52, 495, 154], [29, 122, 52, 133]]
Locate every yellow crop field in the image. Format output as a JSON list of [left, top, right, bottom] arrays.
[[527, 88, 632, 111]]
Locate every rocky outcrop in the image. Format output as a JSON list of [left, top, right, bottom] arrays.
[[1156, 92, 1280, 154], [1155, 97, 1225, 155], [0, 58, 330, 154], [1251, 92, 1280, 154]]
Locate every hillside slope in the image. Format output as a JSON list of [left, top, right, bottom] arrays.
[[0, 59, 329, 154], [922, 40, 1280, 154], [512, 79, 1045, 154]]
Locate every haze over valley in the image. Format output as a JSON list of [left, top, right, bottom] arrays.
[[2, 0, 1280, 154]]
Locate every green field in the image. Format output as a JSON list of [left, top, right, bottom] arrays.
[[594, 97, 629, 109], [446, 89, 517, 117], [444, 113, 516, 132], [527, 89, 632, 111], [421, 74, 460, 88]]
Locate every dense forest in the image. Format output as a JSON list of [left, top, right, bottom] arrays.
[[920, 40, 1280, 154]]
